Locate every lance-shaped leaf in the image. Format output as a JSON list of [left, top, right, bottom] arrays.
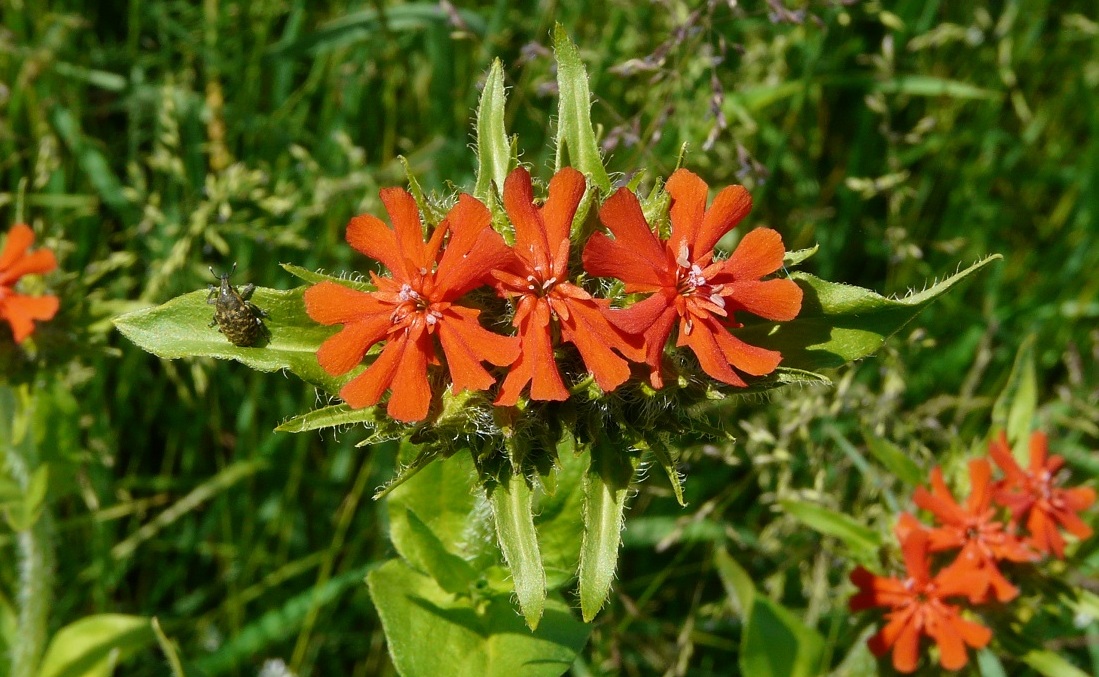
[[280, 263, 373, 290], [733, 256, 1001, 372], [114, 287, 342, 392], [38, 614, 155, 677], [578, 435, 639, 621], [992, 335, 1038, 452], [779, 499, 882, 558], [474, 59, 513, 204], [553, 24, 611, 193], [488, 468, 546, 629]]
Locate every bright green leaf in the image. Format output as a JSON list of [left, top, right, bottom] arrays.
[[713, 547, 756, 618], [784, 245, 819, 267], [39, 614, 155, 677], [553, 24, 611, 193], [533, 448, 587, 590], [739, 597, 824, 677], [578, 437, 638, 622], [863, 431, 924, 487], [992, 335, 1037, 451], [367, 559, 590, 677], [779, 499, 882, 555], [399, 509, 478, 595], [280, 263, 373, 290], [474, 59, 512, 204], [734, 256, 1001, 372], [1021, 650, 1091, 677], [387, 450, 484, 561], [488, 469, 546, 629], [114, 287, 342, 393]]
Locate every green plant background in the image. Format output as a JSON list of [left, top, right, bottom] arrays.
[[2, 1, 1098, 675]]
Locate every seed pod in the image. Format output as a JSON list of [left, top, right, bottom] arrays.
[[207, 264, 266, 347]]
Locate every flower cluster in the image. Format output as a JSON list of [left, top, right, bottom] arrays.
[[0, 224, 59, 344], [304, 167, 803, 422], [850, 431, 1095, 673]]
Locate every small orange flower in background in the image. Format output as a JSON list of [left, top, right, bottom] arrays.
[[913, 459, 1037, 603], [491, 167, 641, 405], [0, 224, 60, 344], [582, 168, 802, 389], [850, 528, 992, 673], [989, 431, 1095, 559], [304, 189, 519, 422]]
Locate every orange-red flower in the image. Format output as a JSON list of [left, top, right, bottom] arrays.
[[850, 528, 992, 673], [989, 431, 1095, 559], [0, 224, 59, 344], [491, 168, 641, 404], [304, 189, 519, 422], [913, 459, 1036, 603], [582, 168, 802, 389]]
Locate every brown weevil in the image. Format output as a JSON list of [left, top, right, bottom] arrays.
[[207, 264, 267, 347]]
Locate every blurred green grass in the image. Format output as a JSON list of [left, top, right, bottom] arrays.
[[2, 0, 1098, 674]]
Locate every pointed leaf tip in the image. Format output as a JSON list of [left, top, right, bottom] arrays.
[[553, 24, 612, 193], [475, 58, 512, 205]]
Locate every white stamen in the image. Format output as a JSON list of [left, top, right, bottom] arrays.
[[398, 284, 420, 302]]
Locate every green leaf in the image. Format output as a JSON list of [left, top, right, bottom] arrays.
[[150, 618, 189, 677], [367, 559, 590, 677], [488, 469, 546, 629], [863, 431, 924, 487], [532, 448, 588, 590], [553, 24, 611, 193], [739, 597, 824, 677], [39, 614, 155, 677], [992, 335, 1037, 450], [734, 256, 1001, 372], [784, 245, 819, 267], [1021, 650, 1091, 677], [280, 263, 373, 290], [50, 106, 140, 226], [474, 59, 512, 204], [637, 436, 685, 506], [779, 499, 882, 556], [114, 287, 342, 393], [265, 4, 488, 59], [713, 547, 756, 618], [578, 437, 638, 622], [382, 448, 500, 591], [275, 402, 388, 435], [400, 509, 479, 595], [873, 74, 1000, 100]]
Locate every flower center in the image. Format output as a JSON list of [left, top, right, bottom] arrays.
[[524, 265, 558, 298], [391, 283, 440, 329]]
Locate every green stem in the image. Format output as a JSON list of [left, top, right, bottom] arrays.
[[4, 386, 53, 677]]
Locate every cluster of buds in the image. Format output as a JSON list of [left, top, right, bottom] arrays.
[[303, 166, 803, 422], [849, 431, 1095, 673]]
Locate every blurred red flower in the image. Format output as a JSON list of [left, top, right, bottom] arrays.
[[582, 168, 801, 388], [0, 224, 59, 344], [989, 431, 1095, 559], [304, 189, 518, 422], [913, 459, 1037, 603], [850, 528, 992, 673], [491, 168, 641, 404]]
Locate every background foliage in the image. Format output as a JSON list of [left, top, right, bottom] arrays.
[[1, 0, 1097, 674]]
